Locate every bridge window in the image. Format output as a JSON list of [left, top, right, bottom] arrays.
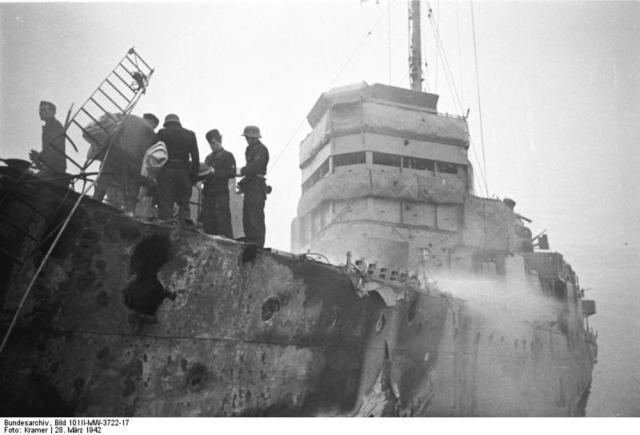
[[333, 151, 366, 168], [372, 152, 401, 168], [403, 156, 435, 171], [436, 161, 458, 174], [301, 158, 330, 192]]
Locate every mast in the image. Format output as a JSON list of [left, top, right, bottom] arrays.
[[408, 0, 423, 91]]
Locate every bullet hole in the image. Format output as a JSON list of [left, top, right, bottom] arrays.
[[261, 296, 281, 322], [96, 346, 110, 360], [375, 313, 386, 333], [185, 363, 208, 392]]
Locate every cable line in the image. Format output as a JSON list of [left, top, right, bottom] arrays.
[[470, 0, 489, 196], [269, 8, 388, 170]]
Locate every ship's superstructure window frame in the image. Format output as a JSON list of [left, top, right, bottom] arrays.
[[372, 152, 402, 168], [403, 156, 435, 172], [333, 151, 366, 168], [301, 150, 468, 193], [436, 161, 458, 175], [301, 157, 330, 192]]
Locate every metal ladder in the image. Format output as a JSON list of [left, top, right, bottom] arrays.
[[0, 47, 155, 265], [61, 47, 155, 178]]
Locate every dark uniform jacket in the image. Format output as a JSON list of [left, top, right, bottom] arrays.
[[203, 149, 236, 196], [240, 141, 269, 179], [41, 118, 66, 174], [156, 124, 199, 179]]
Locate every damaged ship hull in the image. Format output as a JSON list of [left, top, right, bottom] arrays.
[[0, 175, 595, 416]]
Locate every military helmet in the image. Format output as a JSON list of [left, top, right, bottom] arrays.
[[242, 125, 261, 139]]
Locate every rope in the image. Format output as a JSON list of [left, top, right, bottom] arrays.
[[434, 0, 439, 91], [269, 8, 388, 171], [426, 2, 464, 114], [425, 1, 488, 194], [470, 0, 489, 196], [0, 145, 114, 356], [387, 0, 392, 84], [455, 0, 465, 106]]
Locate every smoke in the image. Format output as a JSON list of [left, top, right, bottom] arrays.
[[430, 274, 561, 330]]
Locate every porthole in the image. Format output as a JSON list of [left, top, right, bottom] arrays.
[[261, 296, 281, 321]]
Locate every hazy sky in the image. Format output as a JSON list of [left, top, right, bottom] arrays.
[[1, 0, 637, 254], [1, 0, 639, 416]]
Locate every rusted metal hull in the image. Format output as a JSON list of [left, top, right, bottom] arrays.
[[0, 178, 595, 416]]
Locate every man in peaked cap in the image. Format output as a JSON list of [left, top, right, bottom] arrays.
[[154, 114, 199, 222], [30, 101, 66, 180], [238, 125, 270, 248], [142, 113, 160, 132], [200, 129, 236, 238]]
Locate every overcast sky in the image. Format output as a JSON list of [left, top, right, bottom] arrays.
[[1, 0, 639, 416], [1, 0, 637, 254], [1, 0, 639, 273]]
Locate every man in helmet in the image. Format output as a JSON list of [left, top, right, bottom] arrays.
[[238, 125, 269, 247], [154, 114, 199, 222], [201, 129, 236, 238], [29, 101, 66, 180]]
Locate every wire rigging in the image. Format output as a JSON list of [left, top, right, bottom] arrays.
[[424, 1, 488, 195], [426, 2, 464, 115], [470, 0, 489, 196], [269, 8, 389, 171], [455, 0, 465, 106]]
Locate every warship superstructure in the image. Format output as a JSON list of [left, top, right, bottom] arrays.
[[0, 2, 597, 416]]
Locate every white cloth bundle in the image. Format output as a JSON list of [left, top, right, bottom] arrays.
[[141, 141, 168, 178]]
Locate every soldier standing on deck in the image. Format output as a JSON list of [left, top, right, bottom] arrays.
[[238, 125, 270, 248], [201, 129, 236, 238], [154, 114, 199, 222], [30, 101, 66, 180]]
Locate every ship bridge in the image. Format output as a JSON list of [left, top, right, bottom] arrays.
[[291, 82, 480, 272]]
